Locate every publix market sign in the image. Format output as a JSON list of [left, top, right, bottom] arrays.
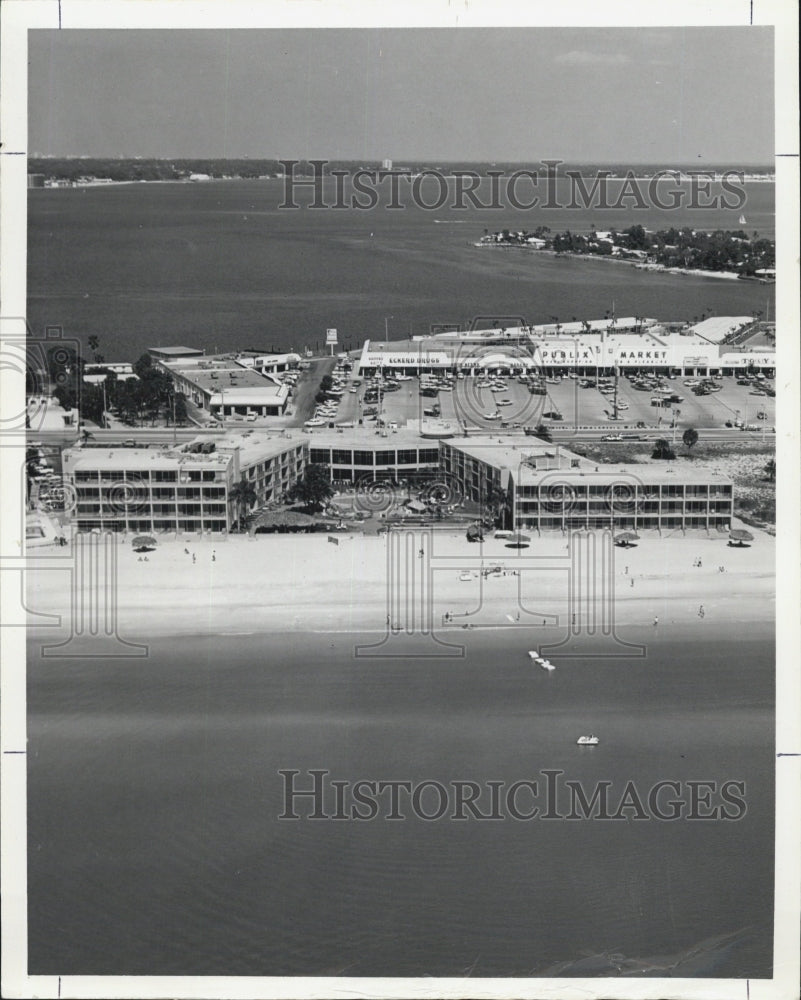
[[361, 345, 774, 370]]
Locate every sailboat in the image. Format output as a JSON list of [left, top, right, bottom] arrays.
[[739, 214, 747, 225]]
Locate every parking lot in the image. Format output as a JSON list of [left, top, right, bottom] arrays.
[[307, 368, 775, 435]]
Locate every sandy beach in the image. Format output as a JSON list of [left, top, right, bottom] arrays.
[[26, 523, 774, 642]]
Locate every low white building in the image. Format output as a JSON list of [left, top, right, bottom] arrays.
[[83, 362, 138, 384], [158, 356, 290, 418]]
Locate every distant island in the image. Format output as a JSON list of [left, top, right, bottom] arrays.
[[476, 224, 775, 280], [27, 157, 775, 186]]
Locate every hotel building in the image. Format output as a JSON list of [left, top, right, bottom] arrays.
[[63, 431, 307, 533], [306, 426, 441, 484], [439, 438, 734, 532]]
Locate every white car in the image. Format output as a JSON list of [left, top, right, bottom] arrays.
[[496, 398, 513, 406], [483, 411, 502, 420], [602, 433, 623, 441], [304, 418, 326, 427]]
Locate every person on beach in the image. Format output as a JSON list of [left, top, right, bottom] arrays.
[[212, 550, 216, 562], [653, 616, 659, 627], [699, 605, 705, 618], [192, 553, 196, 564], [630, 577, 634, 587]]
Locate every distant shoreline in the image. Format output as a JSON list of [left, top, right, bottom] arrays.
[[472, 245, 762, 282]]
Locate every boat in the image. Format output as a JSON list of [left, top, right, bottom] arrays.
[[739, 214, 747, 225], [527, 650, 538, 659], [540, 660, 556, 672], [576, 735, 599, 746]]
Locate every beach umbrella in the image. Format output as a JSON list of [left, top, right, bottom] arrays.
[[615, 531, 639, 547], [728, 528, 754, 546], [131, 534, 157, 549]]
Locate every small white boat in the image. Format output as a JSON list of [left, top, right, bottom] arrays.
[[576, 735, 599, 746], [527, 650, 538, 659], [739, 214, 747, 225], [540, 660, 556, 672]]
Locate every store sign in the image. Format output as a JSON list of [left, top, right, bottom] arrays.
[[326, 328, 338, 345], [724, 355, 775, 367], [361, 345, 773, 370]]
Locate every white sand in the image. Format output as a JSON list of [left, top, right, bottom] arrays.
[[26, 524, 774, 640]]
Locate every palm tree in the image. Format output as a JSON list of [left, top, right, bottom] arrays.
[[230, 475, 257, 530], [87, 335, 102, 362], [485, 483, 509, 529]]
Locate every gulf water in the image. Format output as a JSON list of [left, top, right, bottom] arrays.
[[27, 178, 775, 360], [27, 622, 774, 977]]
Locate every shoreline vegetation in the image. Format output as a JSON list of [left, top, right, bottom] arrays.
[[475, 224, 775, 281], [28, 157, 776, 184]]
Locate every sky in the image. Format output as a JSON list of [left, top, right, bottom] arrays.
[[28, 27, 774, 163]]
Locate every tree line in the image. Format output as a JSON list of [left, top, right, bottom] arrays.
[[42, 343, 187, 427]]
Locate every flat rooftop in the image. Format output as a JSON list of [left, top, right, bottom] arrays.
[[164, 358, 288, 398], [63, 445, 233, 472], [305, 422, 439, 449], [444, 437, 733, 485], [192, 430, 308, 466], [148, 345, 204, 357], [425, 318, 658, 340], [688, 317, 752, 343]]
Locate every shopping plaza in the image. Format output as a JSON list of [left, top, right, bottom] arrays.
[[49, 315, 766, 534], [356, 316, 775, 378]]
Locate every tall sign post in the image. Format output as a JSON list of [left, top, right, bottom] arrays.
[[326, 328, 338, 357]]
